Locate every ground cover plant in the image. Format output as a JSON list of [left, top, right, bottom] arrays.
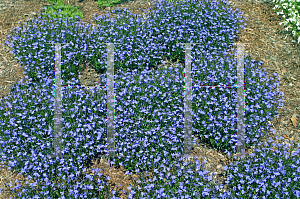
[[96, 0, 124, 8], [41, 0, 129, 23], [42, 0, 84, 21], [0, 0, 299, 198]]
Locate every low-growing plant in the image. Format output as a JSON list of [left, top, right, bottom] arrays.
[[0, 0, 299, 197], [46, 0, 64, 5], [96, 0, 124, 8], [42, 0, 84, 22]]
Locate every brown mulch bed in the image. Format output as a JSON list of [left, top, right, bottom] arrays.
[[0, 0, 299, 198]]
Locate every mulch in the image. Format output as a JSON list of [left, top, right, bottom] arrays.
[[224, 0, 300, 153]]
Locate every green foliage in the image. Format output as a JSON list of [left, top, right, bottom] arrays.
[[272, 0, 300, 43], [43, 0, 84, 22], [96, 0, 123, 8], [166, 0, 181, 3], [46, 0, 64, 5]]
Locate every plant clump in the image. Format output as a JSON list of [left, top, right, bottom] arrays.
[[42, 0, 84, 22], [0, 0, 299, 198]]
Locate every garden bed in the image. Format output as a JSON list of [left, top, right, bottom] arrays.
[[0, 0, 299, 198]]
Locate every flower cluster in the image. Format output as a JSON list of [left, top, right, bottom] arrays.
[[0, 0, 298, 198]]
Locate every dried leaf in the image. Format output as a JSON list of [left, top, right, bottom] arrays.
[[283, 134, 290, 140], [291, 115, 298, 127], [290, 135, 295, 141], [283, 134, 295, 141]]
